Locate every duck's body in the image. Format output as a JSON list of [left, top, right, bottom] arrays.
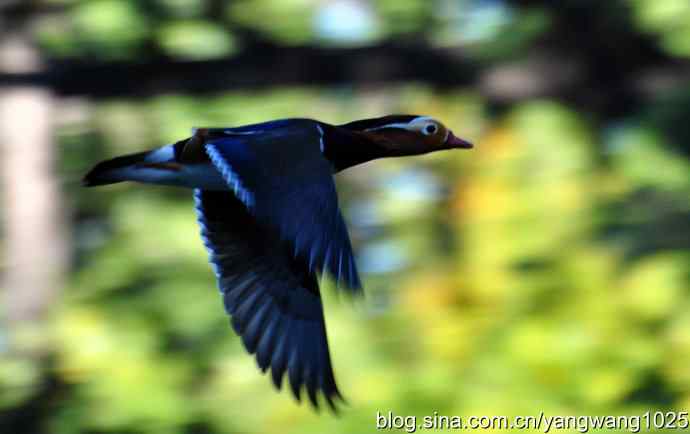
[[84, 115, 472, 411]]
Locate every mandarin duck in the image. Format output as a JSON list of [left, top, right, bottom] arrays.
[[84, 115, 473, 411]]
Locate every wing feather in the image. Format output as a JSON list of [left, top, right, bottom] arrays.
[[204, 120, 362, 293], [195, 189, 343, 411]]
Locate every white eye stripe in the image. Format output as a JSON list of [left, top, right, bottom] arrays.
[[364, 122, 411, 132], [364, 116, 442, 135]]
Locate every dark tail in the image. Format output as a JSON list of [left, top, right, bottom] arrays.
[[82, 151, 150, 187]]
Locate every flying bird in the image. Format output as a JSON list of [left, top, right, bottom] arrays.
[[83, 115, 473, 411]]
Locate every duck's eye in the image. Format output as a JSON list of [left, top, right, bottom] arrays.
[[423, 124, 438, 135]]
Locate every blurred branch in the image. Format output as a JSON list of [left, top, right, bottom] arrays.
[[0, 39, 688, 121], [0, 0, 687, 121], [0, 42, 479, 95]]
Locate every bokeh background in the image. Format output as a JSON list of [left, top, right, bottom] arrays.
[[1, 0, 690, 433]]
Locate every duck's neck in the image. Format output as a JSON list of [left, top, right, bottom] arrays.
[[320, 124, 388, 172]]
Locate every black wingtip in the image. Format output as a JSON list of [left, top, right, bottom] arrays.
[[290, 384, 346, 415]]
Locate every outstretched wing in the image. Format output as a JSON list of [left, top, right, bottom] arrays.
[[203, 120, 362, 293], [195, 189, 344, 410]]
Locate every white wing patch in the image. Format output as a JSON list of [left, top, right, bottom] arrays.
[[317, 124, 325, 153], [206, 145, 256, 209], [223, 130, 264, 135]]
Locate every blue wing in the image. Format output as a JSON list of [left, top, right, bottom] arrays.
[[195, 189, 344, 410], [204, 120, 362, 293]]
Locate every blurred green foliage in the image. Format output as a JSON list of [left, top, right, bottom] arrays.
[[33, 0, 552, 59], [631, 0, 690, 57], [4, 85, 687, 433], [2, 0, 690, 433], [31, 0, 690, 61]]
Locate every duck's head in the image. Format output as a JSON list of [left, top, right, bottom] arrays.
[[340, 115, 473, 156]]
